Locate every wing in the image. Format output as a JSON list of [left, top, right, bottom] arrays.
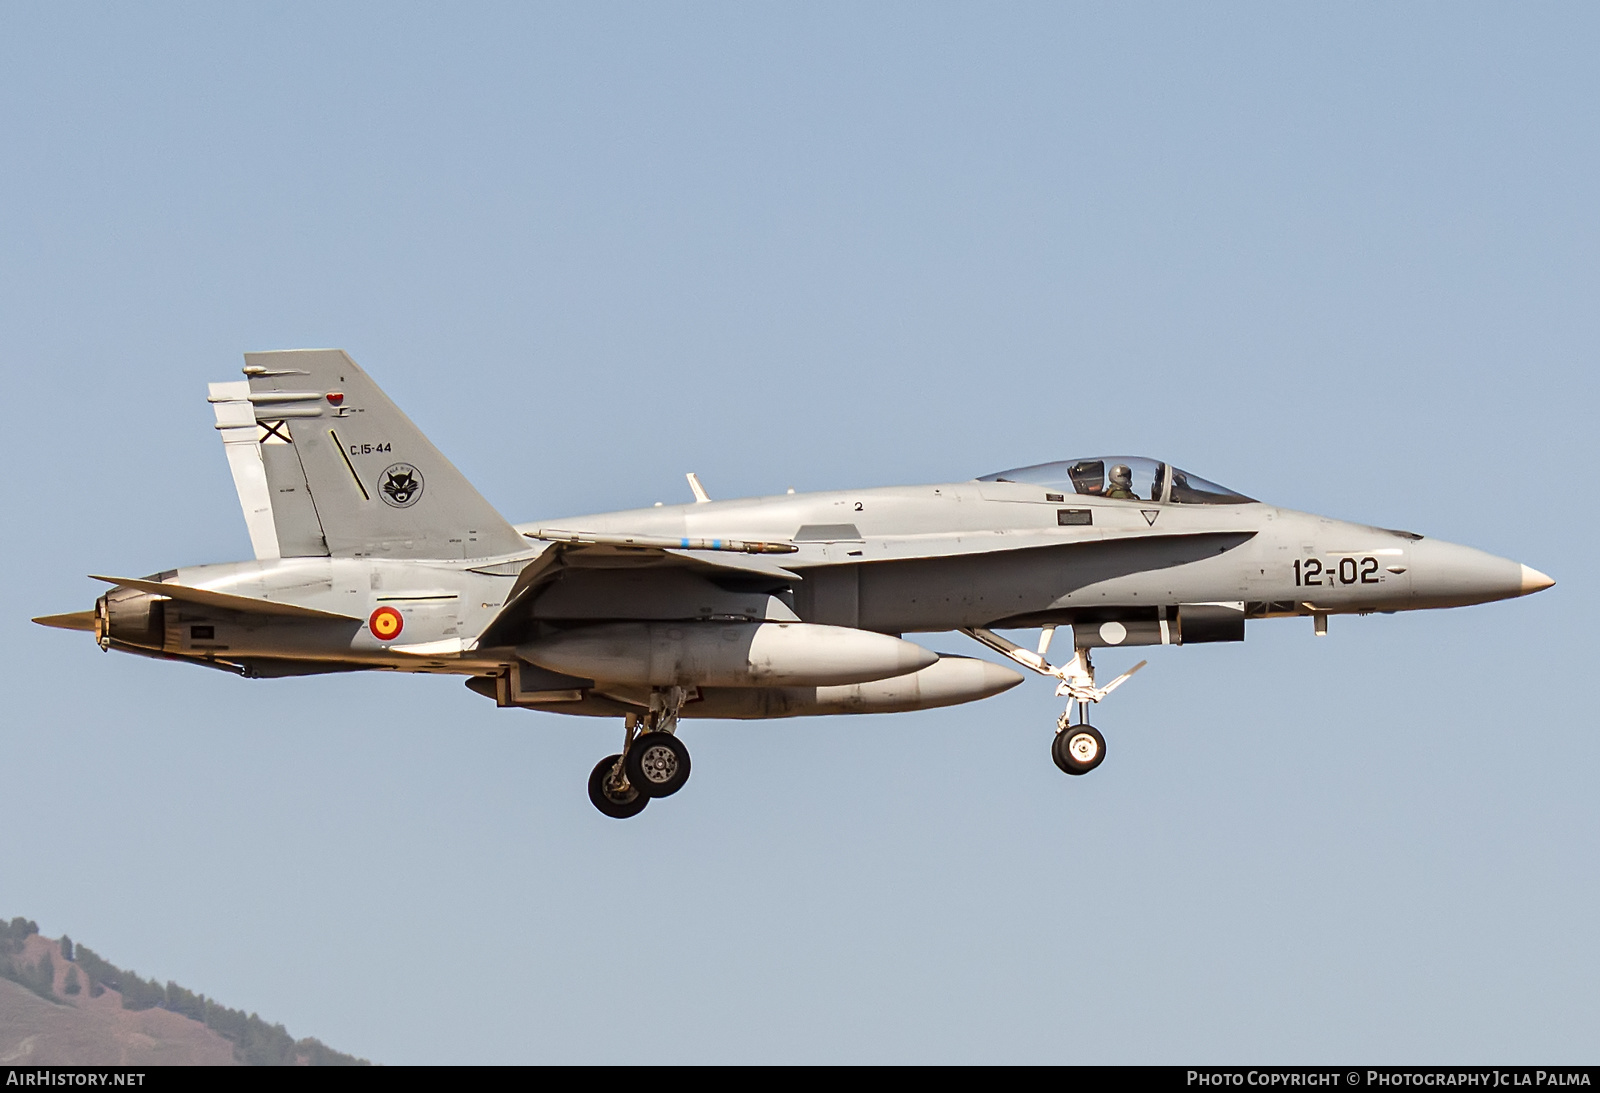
[[470, 539, 804, 650]]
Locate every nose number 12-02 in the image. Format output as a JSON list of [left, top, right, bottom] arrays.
[[1294, 556, 1383, 587]]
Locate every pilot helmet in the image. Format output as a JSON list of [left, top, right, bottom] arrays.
[[1109, 464, 1133, 488]]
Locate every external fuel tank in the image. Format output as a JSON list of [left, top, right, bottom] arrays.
[[517, 621, 938, 688]]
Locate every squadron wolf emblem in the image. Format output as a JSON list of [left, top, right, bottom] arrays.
[[379, 463, 424, 508]]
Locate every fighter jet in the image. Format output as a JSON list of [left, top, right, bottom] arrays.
[[33, 350, 1555, 817]]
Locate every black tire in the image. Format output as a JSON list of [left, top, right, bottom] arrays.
[[1052, 724, 1106, 776], [624, 731, 691, 798], [588, 754, 648, 818]]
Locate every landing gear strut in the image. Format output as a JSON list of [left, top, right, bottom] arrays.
[[961, 625, 1145, 778], [586, 688, 693, 818]]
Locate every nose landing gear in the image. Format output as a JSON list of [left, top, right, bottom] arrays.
[[962, 626, 1145, 778], [1052, 721, 1106, 775], [585, 687, 693, 818]]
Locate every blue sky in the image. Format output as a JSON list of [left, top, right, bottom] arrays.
[[1, 2, 1595, 1062]]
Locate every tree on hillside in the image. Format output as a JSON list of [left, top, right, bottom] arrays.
[[164, 981, 206, 1022], [73, 944, 118, 996], [33, 953, 55, 999], [1, 917, 39, 953], [0, 951, 58, 1002], [60, 934, 74, 961], [116, 967, 166, 1011]]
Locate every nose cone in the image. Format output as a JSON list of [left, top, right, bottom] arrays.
[[1408, 539, 1554, 609]]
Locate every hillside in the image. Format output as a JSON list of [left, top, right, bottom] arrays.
[[0, 918, 368, 1066]]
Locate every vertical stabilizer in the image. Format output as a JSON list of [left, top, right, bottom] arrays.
[[240, 349, 525, 560], [209, 380, 330, 558], [209, 381, 281, 560]]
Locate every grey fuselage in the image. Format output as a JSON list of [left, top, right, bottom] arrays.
[[138, 478, 1537, 685], [42, 346, 1550, 730]]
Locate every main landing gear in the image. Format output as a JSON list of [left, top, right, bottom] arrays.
[[587, 687, 693, 819], [961, 625, 1146, 779]]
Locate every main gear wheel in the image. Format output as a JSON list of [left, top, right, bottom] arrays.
[[588, 754, 648, 818], [624, 731, 691, 798]]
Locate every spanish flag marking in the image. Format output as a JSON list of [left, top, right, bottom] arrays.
[[369, 606, 404, 641]]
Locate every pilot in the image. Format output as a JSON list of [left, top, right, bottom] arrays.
[[1168, 470, 1190, 502], [1105, 464, 1137, 500]]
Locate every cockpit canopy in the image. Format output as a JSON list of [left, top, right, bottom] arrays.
[[977, 457, 1255, 505]]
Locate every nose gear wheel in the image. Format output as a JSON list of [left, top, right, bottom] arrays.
[[1052, 723, 1106, 775]]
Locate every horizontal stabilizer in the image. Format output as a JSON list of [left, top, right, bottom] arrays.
[[87, 576, 360, 621], [32, 611, 97, 632]]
